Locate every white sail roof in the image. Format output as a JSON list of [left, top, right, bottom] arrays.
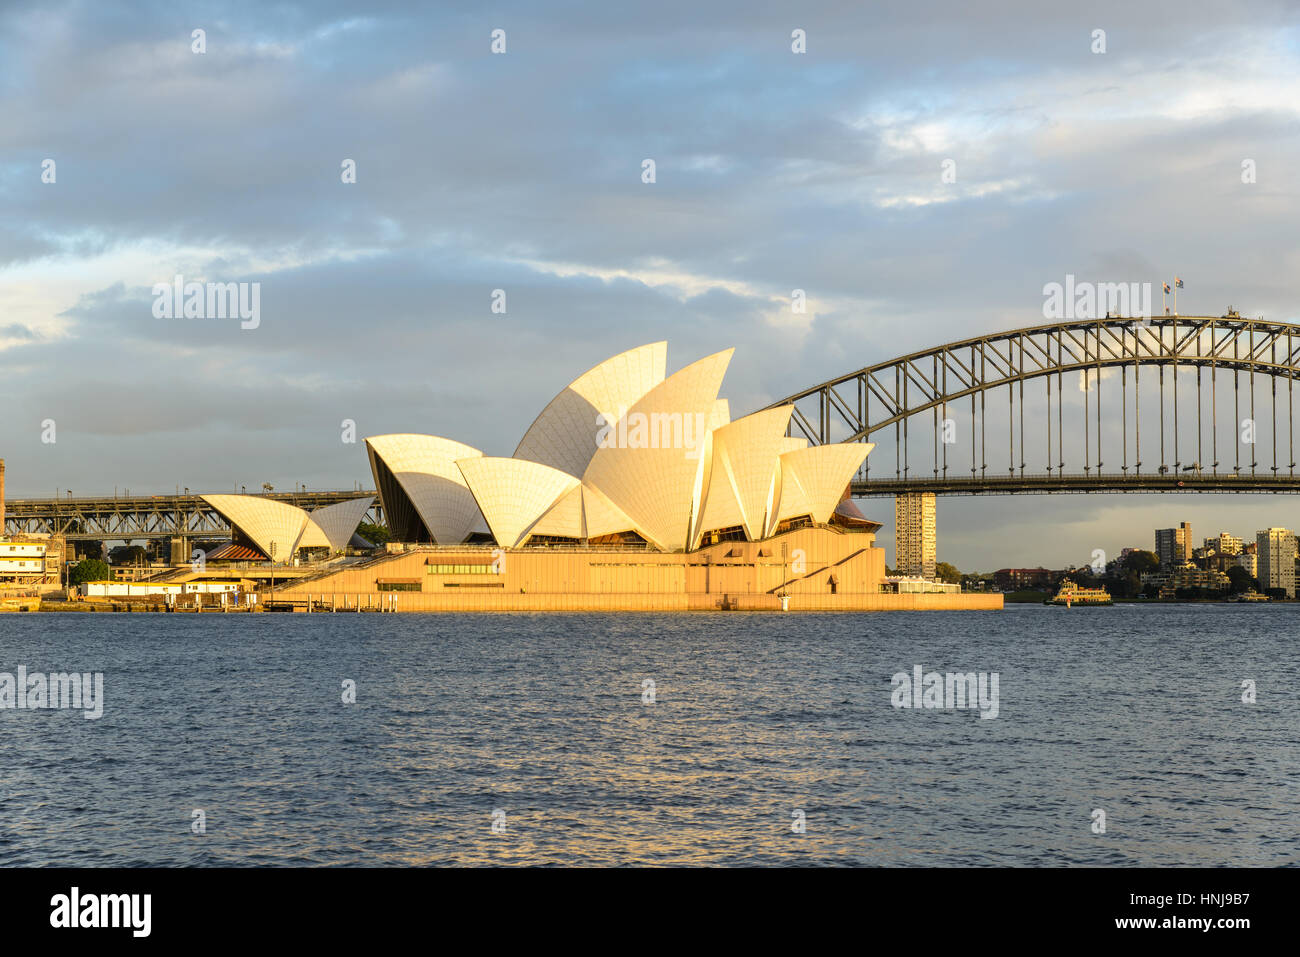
[[524, 482, 643, 542], [579, 484, 642, 540], [365, 434, 485, 544], [696, 406, 793, 541], [513, 342, 668, 478], [582, 349, 733, 550], [708, 398, 730, 431], [457, 457, 580, 548], [526, 483, 586, 539], [201, 494, 311, 560], [356, 346, 878, 552], [308, 496, 375, 552], [777, 443, 874, 525]]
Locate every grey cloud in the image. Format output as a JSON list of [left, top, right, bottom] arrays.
[[2, 0, 1299, 565]]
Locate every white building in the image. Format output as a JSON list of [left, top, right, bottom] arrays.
[[83, 581, 242, 598], [0, 537, 61, 586], [364, 342, 875, 553], [1235, 550, 1258, 579], [1256, 528, 1296, 598], [0, 540, 48, 576], [883, 576, 958, 594], [1205, 532, 1243, 556]]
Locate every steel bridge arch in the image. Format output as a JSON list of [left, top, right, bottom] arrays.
[[768, 314, 1300, 442], [764, 313, 1300, 493]]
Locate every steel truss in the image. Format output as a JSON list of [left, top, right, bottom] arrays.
[[764, 314, 1300, 495]]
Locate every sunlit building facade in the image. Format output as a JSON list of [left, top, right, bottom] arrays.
[[269, 343, 1001, 611], [895, 492, 936, 578], [1256, 527, 1296, 598], [1155, 523, 1193, 569], [363, 344, 874, 553]]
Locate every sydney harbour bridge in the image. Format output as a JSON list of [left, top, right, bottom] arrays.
[[7, 312, 1300, 548], [766, 313, 1300, 497]]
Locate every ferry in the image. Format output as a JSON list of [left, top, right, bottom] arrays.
[[1235, 590, 1270, 603], [1045, 581, 1112, 606]]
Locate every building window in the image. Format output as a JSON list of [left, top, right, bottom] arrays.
[[426, 563, 495, 575]]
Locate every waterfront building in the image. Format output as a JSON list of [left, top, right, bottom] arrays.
[[992, 567, 1063, 592], [1141, 563, 1232, 596], [1235, 545, 1258, 580], [268, 343, 999, 611], [83, 581, 242, 598], [895, 492, 936, 578], [0, 535, 64, 591], [1205, 533, 1243, 556], [0, 460, 65, 593], [362, 343, 874, 554], [1256, 528, 1297, 598], [883, 576, 960, 594]]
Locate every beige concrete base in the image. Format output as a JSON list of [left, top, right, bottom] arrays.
[[270, 526, 1003, 612], [280, 592, 1001, 612]]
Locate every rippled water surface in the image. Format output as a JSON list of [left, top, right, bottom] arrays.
[[1, 605, 1297, 866]]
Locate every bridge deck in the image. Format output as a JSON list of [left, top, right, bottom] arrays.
[[3, 490, 379, 541], [854, 473, 1300, 496]]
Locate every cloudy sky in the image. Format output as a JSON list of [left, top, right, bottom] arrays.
[[2, 0, 1299, 569]]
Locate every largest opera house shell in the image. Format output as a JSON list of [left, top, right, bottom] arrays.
[[365, 343, 874, 551]]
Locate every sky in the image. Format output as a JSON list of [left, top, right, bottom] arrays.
[[2, 0, 1299, 570]]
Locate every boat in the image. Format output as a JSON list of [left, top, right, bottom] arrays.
[[1235, 590, 1270, 602], [1045, 581, 1112, 606]]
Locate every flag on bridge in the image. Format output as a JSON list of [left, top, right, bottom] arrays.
[[1175, 277, 1184, 288], [1163, 282, 1171, 294]]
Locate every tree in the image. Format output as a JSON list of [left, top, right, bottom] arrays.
[[934, 561, 961, 584], [109, 545, 147, 565], [75, 541, 104, 560], [356, 523, 391, 546], [1124, 550, 1160, 575], [1225, 565, 1254, 594], [69, 559, 111, 587]]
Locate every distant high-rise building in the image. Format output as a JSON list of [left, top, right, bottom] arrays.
[[1155, 528, 1175, 567], [1256, 528, 1296, 598], [895, 492, 936, 578], [1235, 548, 1258, 580], [1155, 522, 1193, 568], [1204, 533, 1243, 556]]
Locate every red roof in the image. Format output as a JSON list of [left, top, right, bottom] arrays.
[[204, 542, 266, 561]]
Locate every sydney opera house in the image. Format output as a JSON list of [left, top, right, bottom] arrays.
[[202, 343, 997, 611]]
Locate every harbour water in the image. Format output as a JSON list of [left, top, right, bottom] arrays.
[[0, 605, 1296, 866]]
